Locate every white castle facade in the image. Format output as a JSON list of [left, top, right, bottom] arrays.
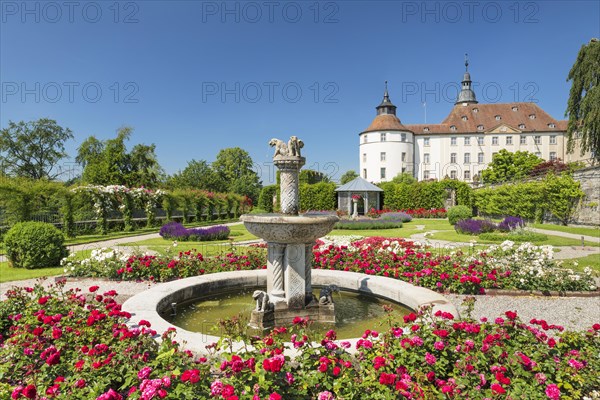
[[359, 63, 587, 183]]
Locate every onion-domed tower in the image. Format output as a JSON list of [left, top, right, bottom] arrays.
[[358, 82, 414, 182]]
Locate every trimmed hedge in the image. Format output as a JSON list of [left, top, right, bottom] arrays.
[[258, 185, 278, 213], [300, 182, 336, 211], [380, 179, 473, 210], [4, 222, 68, 269], [448, 205, 473, 225]]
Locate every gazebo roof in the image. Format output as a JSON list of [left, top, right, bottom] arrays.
[[335, 177, 383, 192]]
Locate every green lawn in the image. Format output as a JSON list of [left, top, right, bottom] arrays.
[[531, 223, 600, 238], [0, 261, 64, 284], [429, 230, 600, 247], [560, 253, 600, 274]]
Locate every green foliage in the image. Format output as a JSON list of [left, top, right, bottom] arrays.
[[166, 159, 222, 191], [334, 220, 402, 230], [448, 205, 472, 225], [481, 149, 543, 183], [299, 182, 336, 211], [391, 172, 417, 184], [566, 38, 600, 161], [479, 230, 548, 243], [299, 169, 331, 184], [0, 118, 74, 179], [381, 180, 472, 210], [76, 127, 164, 188], [339, 170, 358, 184], [258, 185, 278, 212], [0, 177, 66, 224], [4, 222, 68, 269], [543, 173, 585, 225], [212, 147, 262, 201]]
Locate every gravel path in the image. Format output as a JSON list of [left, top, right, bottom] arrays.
[[2, 276, 598, 333]]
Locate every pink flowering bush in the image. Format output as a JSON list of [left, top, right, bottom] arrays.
[[1, 282, 599, 399]]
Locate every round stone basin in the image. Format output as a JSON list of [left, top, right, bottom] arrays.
[[240, 213, 338, 243]]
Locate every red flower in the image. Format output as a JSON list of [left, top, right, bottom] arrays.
[[505, 310, 518, 320], [22, 385, 36, 399], [38, 296, 49, 305], [491, 383, 506, 395], [269, 393, 282, 400], [89, 285, 100, 292], [379, 373, 396, 385]]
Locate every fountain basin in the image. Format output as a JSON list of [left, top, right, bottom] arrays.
[[240, 214, 338, 243], [122, 270, 459, 355]]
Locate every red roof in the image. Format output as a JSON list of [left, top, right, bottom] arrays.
[[405, 103, 567, 135], [362, 114, 413, 134]]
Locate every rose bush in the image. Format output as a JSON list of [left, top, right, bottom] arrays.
[[1, 283, 599, 399]]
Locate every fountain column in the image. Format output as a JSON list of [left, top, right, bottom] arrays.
[[267, 242, 286, 298], [274, 157, 305, 215]]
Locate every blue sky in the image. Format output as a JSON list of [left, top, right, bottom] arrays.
[[1, 0, 599, 185]]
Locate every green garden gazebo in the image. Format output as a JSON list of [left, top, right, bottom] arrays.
[[336, 177, 383, 215]]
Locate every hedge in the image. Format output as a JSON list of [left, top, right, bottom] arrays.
[[380, 179, 473, 211], [299, 182, 336, 211]]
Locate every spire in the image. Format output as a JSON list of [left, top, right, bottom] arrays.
[[456, 54, 477, 105], [377, 81, 397, 115]]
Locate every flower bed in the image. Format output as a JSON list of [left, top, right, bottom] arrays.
[[1, 282, 599, 399], [159, 222, 230, 241], [63, 238, 597, 294], [334, 218, 403, 230], [455, 216, 525, 235]]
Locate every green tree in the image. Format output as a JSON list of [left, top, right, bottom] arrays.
[[212, 147, 261, 201], [339, 170, 358, 185], [481, 149, 543, 184], [167, 159, 221, 191], [0, 119, 74, 179], [392, 172, 417, 184], [76, 127, 164, 187], [543, 173, 585, 225], [299, 169, 331, 185], [566, 38, 600, 161]]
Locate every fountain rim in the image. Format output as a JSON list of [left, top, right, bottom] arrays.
[[122, 270, 459, 356], [240, 213, 339, 224]]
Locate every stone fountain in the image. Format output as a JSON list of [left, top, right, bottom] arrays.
[[240, 136, 339, 329]]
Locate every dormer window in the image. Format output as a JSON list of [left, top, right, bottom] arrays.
[[495, 115, 501, 120], [519, 124, 525, 129], [512, 106, 518, 111], [477, 125, 484, 131], [450, 125, 457, 131], [548, 123, 555, 128], [423, 127, 430, 132], [529, 114, 536, 119], [473, 108, 479, 113], [462, 116, 468, 121]]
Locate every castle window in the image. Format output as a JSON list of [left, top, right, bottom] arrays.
[[363, 135, 368, 143], [424, 137, 430, 146], [363, 153, 367, 162], [423, 170, 430, 180], [423, 127, 430, 132], [492, 137, 499, 145], [548, 123, 555, 128], [464, 170, 471, 180], [450, 125, 457, 131], [450, 153, 457, 163], [380, 168, 386, 179], [506, 136, 513, 145], [495, 115, 501, 120], [550, 152, 557, 160], [520, 136, 527, 144], [424, 153, 430, 164], [401, 152, 406, 162], [451, 137, 457, 146], [477, 125, 484, 131], [477, 137, 484, 145], [512, 106, 518, 111], [363, 169, 367, 179], [534, 136, 541, 145], [473, 108, 479, 113], [529, 114, 536, 119], [380, 152, 386, 162], [401, 133, 406, 142], [550, 135, 557, 144], [464, 153, 471, 164], [519, 124, 526, 129], [462, 116, 468, 121], [380, 133, 387, 142], [478, 152, 484, 163], [464, 137, 470, 145], [450, 170, 457, 179]]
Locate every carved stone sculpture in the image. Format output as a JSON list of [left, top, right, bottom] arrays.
[[252, 290, 272, 312], [270, 136, 304, 159], [319, 285, 340, 305], [269, 138, 289, 158], [288, 136, 304, 157]]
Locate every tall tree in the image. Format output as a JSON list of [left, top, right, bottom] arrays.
[[167, 159, 222, 191], [76, 126, 164, 187], [0, 118, 74, 179], [212, 147, 261, 200], [339, 170, 358, 185], [566, 38, 600, 161], [299, 169, 331, 185], [481, 149, 543, 184]]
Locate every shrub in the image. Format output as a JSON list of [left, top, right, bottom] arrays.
[[159, 222, 230, 241], [448, 205, 472, 225], [479, 230, 548, 243], [380, 211, 412, 222], [334, 219, 402, 230], [455, 218, 497, 235], [4, 222, 68, 269]]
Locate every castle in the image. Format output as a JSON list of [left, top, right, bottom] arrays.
[[358, 61, 588, 183]]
